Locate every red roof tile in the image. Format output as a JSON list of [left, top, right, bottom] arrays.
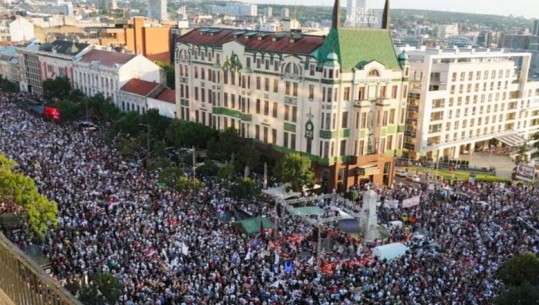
[[155, 88, 176, 104], [120, 79, 161, 96], [80, 49, 136, 66], [176, 28, 324, 55]]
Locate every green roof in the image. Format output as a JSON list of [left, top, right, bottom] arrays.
[[315, 28, 401, 71], [234, 217, 275, 235], [286, 206, 324, 217]]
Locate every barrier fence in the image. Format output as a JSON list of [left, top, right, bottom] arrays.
[[0, 234, 83, 305]]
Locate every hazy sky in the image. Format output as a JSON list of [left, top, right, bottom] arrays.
[[244, 0, 537, 19]]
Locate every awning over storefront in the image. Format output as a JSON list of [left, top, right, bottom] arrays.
[[356, 164, 380, 176], [495, 133, 527, 147]]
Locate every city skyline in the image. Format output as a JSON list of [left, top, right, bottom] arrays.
[[243, 0, 537, 19]]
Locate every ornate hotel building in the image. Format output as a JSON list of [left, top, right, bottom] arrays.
[[174, 0, 408, 190], [403, 47, 539, 160]]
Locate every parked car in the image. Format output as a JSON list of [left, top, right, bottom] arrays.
[[395, 170, 408, 177], [407, 175, 420, 182]]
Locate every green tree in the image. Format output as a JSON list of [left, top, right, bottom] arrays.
[[84, 94, 121, 122], [515, 144, 530, 165], [274, 153, 315, 192], [196, 160, 220, 178], [113, 111, 142, 137], [0, 77, 19, 93], [495, 282, 539, 305], [232, 177, 258, 200], [156, 61, 175, 89], [165, 120, 217, 149], [158, 166, 183, 188], [50, 99, 85, 122], [218, 162, 235, 181], [176, 176, 203, 193], [78, 273, 123, 305], [235, 139, 260, 173], [0, 154, 58, 237], [496, 253, 539, 305], [42, 76, 71, 101], [207, 127, 241, 162], [141, 108, 171, 140], [498, 252, 539, 286]]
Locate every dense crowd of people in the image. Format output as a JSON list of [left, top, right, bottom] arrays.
[[1, 92, 539, 305]]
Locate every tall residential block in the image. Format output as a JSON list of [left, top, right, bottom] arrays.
[[148, 0, 167, 21], [403, 47, 539, 160]]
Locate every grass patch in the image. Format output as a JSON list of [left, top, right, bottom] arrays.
[[400, 166, 511, 183]]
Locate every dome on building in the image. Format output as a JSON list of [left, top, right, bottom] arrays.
[[398, 51, 409, 61], [326, 51, 338, 61]]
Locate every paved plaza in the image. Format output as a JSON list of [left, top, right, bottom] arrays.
[[458, 151, 515, 179]]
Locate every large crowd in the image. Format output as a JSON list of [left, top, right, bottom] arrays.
[[1, 92, 539, 305]]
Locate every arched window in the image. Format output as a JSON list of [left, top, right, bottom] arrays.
[[283, 62, 301, 77], [368, 69, 380, 77]]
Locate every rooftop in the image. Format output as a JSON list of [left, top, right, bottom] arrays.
[[176, 28, 324, 56], [316, 28, 401, 71], [120, 79, 161, 97], [39, 40, 90, 56], [79, 49, 135, 66], [155, 88, 175, 104]]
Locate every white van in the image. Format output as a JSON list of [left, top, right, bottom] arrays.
[[373, 243, 409, 261]]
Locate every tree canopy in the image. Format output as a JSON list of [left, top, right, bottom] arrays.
[[43, 76, 71, 101], [274, 153, 315, 192], [0, 154, 58, 237], [496, 252, 539, 305]]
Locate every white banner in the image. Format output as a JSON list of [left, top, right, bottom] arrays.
[[515, 165, 535, 182], [385, 199, 399, 209], [402, 196, 420, 208]]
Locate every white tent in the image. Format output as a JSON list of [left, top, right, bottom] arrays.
[[372, 243, 409, 261]]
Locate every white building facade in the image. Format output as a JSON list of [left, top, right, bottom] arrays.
[[8, 16, 35, 42], [73, 49, 163, 103], [403, 47, 539, 160]]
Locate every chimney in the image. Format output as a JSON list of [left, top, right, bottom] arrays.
[[382, 0, 390, 30], [331, 0, 341, 29]]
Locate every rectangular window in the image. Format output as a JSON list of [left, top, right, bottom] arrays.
[[389, 109, 395, 124], [256, 99, 261, 114], [255, 125, 260, 140], [256, 77, 261, 90], [263, 127, 268, 143], [274, 60, 279, 71], [272, 128, 277, 144], [344, 87, 350, 101], [273, 79, 279, 93], [285, 81, 291, 95], [293, 83, 298, 97], [283, 132, 289, 148], [264, 100, 269, 116], [358, 87, 365, 100], [285, 105, 290, 121], [292, 106, 297, 123], [272, 102, 278, 118], [340, 140, 346, 156], [265, 78, 270, 91], [361, 112, 366, 128], [290, 134, 296, 150], [341, 112, 348, 128], [309, 85, 314, 100]]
